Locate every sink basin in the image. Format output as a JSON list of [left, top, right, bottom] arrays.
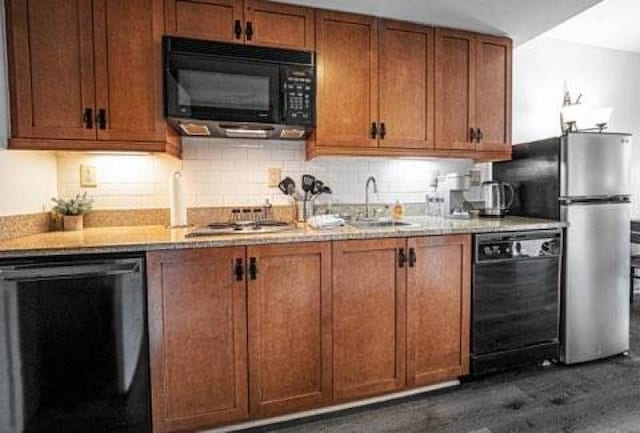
[[350, 220, 417, 229]]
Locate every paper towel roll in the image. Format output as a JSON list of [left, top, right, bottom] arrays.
[[169, 171, 188, 228]]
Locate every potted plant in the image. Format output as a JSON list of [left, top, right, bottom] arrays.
[[51, 193, 95, 231]]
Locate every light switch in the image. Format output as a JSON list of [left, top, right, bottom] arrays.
[[80, 165, 97, 187], [268, 167, 282, 188]]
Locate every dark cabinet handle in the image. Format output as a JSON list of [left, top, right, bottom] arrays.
[[83, 108, 93, 129], [96, 109, 107, 129], [469, 127, 476, 142], [370, 122, 378, 139], [234, 20, 243, 39], [476, 128, 483, 143], [234, 258, 244, 281], [398, 248, 406, 268], [409, 248, 416, 268], [246, 21, 253, 40], [249, 257, 258, 280], [379, 122, 386, 139]]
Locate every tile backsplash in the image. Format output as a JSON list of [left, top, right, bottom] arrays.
[[57, 138, 487, 211]]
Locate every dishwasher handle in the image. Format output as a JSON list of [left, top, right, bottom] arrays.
[[0, 260, 141, 282]]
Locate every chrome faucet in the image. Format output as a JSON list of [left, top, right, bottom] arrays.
[[365, 176, 378, 219]]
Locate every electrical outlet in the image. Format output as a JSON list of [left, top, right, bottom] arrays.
[[268, 167, 282, 188], [80, 165, 97, 187]]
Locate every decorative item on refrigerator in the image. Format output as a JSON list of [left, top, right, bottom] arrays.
[[169, 171, 188, 228]]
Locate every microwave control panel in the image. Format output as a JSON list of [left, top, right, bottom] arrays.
[[282, 67, 315, 125]]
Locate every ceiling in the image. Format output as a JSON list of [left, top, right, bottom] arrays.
[[543, 0, 640, 53], [276, 0, 603, 44]]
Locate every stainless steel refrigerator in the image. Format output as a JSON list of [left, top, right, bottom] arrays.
[[494, 132, 632, 364]]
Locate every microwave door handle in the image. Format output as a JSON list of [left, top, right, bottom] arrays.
[[0, 261, 141, 282]]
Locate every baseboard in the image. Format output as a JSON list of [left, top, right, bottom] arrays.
[[203, 380, 460, 433]]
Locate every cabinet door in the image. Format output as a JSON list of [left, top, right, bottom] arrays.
[[332, 239, 406, 400], [165, 0, 244, 43], [406, 235, 471, 387], [475, 35, 512, 152], [379, 20, 434, 150], [147, 248, 248, 432], [93, 0, 166, 142], [434, 29, 475, 150], [315, 11, 378, 148], [245, 0, 314, 50], [7, 0, 96, 140], [247, 243, 332, 417]]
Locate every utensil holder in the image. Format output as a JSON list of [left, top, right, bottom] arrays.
[[295, 199, 315, 222]]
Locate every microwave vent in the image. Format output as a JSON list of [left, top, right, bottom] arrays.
[[165, 36, 314, 66], [179, 123, 211, 136]]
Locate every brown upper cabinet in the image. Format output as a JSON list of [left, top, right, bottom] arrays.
[[165, 0, 314, 50], [435, 28, 512, 153], [312, 14, 436, 155], [6, 0, 179, 156]]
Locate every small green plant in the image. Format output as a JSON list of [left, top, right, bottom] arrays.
[[51, 193, 94, 216]]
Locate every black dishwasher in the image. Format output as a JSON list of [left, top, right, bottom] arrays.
[[0, 254, 151, 433], [471, 230, 562, 376]]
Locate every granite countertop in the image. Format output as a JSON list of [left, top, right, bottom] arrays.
[[0, 216, 566, 258]]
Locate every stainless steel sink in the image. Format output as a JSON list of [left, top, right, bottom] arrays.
[[350, 220, 417, 229]]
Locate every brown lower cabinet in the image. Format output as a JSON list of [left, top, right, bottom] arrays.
[[147, 236, 470, 431]]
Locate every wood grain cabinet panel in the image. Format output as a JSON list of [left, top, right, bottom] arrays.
[[315, 11, 378, 148], [6, 0, 96, 140], [247, 243, 332, 417], [379, 20, 434, 150], [245, 0, 314, 50], [406, 235, 471, 387], [435, 28, 476, 150], [332, 239, 406, 400], [475, 35, 512, 152], [165, 0, 244, 42], [147, 248, 248, 432], [94, 0, 167, 143]]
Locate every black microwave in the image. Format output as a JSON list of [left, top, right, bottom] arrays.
[[164, 36, 316, 140]]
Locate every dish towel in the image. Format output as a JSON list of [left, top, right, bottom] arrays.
[[307, 214, 345, 230]]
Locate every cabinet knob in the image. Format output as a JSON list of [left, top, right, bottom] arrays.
[[469, 127, 476, 143], [398, 248, 406, 268], [249, 257, 258, 280], [246, 21, 254, 41], [409, 248, 416, 267], [234, 20, 243, 39], [370, 122, 378, 139], [476, 128, 484, 143], [234, 258, 244, 281], [379, 122, 386, 139], [96, 109, 107, 130], [83, 108, 93, 129]]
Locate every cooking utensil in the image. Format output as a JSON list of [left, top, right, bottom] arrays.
[[302, 174, 316, 200], [311, 179, 324, 196], [322, 186, 332, 194], [278, 177, 296, 196]]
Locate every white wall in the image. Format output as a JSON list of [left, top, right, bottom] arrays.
[[57, 140, 475, 209], [513, 36, 640, 216]]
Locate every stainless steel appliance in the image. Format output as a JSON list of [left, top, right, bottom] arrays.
[[0, 255, 150, 432], [480, 180, 514, 217], [164, 36, 315, 139], [187, 220, 296, 237], [494, 132, 632, 364], [471, 230, 562, 376]]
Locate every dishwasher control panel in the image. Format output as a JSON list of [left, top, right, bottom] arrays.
[[475, 230, 562, 262]]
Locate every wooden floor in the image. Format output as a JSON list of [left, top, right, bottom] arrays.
[[246, 302, 640, 433]]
